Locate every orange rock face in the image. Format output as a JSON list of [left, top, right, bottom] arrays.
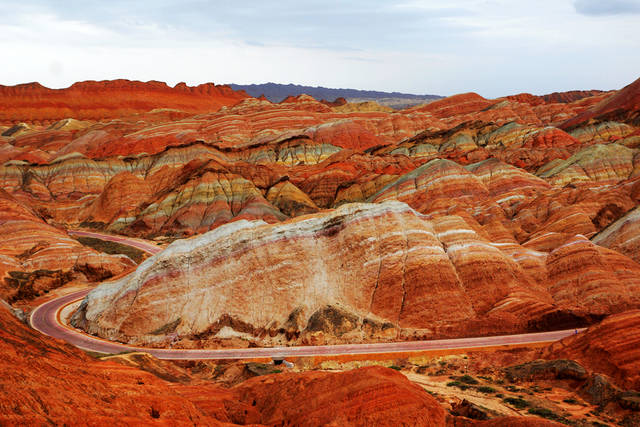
[[546, 310, 640, 390], [0, 189, 135, 302], [592, 206, 640, 263], [233, 366, 446, 426], [0, 80, 248, 124], [561, 76, 640, 129], [0, 299, 226, 425]]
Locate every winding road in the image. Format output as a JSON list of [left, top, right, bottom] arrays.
[[31, 230, 583, 360]]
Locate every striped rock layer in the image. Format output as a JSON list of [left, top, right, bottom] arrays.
[[1, 77, 640, 343], [546, 310, 640, 390], [72, 202, 640, 346], [0, 80, 248, 124], [0, 189, 135, 303]]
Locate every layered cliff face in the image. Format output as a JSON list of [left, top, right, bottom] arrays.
[[1, 78, 639, 342], [546, 310, 640, 390], [592, 206, 640, 263], [0, 189, 135, 303], [0, 80, 248, 124], [71, 201, 640, 346]]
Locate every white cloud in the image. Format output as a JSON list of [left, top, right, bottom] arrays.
[[574, 0, 640, 15], [0, 0, 638, 97]]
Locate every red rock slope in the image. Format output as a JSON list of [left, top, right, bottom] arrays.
[[233, 366, 446, 426], [0, 189, 135, 303], [0, 299, 231, 425], [561, 76, 640, 129], [0, 80, 248, 124], [546, 310, 640, 390]]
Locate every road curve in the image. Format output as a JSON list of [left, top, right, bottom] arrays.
[[31, 288, 583, 360], [30, 230, 584, 360]]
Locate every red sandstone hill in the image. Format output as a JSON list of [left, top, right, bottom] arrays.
[[560, 76, 640, 129], [507, 90, 606, 106], [546, 310, 640, 390], [0, 79, 249, 124]]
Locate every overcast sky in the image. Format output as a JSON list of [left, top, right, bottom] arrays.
[[1, 0, 639, 98]]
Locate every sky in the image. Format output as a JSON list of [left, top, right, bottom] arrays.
[[1, 0, 639, 98]]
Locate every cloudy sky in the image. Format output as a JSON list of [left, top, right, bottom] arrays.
[[1, 0, 639, 97]]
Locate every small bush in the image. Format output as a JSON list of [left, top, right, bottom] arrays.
[[477, 386, 496, 394], [526, 407, 571, 424], [503, 397, 530, 409], [528, 407, 555, 417], [75, 236, 147, 263], [458, 375, 479, 385], [416, 365, 429, 374], [389, 365, 402, 371], [563, 398, 579, 405], [447, 381, 470, 390]]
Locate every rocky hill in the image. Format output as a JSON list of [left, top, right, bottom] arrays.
[[0, 80, 248, 124], [0, 77, 638, 347], [2, 75, 640, 424], [228, 82, 443, 108]]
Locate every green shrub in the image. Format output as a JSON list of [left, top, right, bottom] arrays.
[[389, 365, 402, 371], [75, 236, 147, 263], [477, 386, 496, 394], [447, 381, 470, 390], [503, 397, 530, 409], [458, 374, 479, 385], [526, 407, 571, 425]]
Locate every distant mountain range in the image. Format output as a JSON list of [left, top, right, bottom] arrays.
[[228, 82, 443, 109]]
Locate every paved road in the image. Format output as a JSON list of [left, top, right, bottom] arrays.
[[30, 288, 582, 360], [30, 230, 583, 360]]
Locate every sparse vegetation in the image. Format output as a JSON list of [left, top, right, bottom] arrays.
[[503, 397, 530, 409], [389, 365, 402, 371], [457, 374, 478, 385], [75, 236, 147, 263], [477, 386, 496, 394], [447, 381, 470, 391], [527, 407, 571, 424]]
